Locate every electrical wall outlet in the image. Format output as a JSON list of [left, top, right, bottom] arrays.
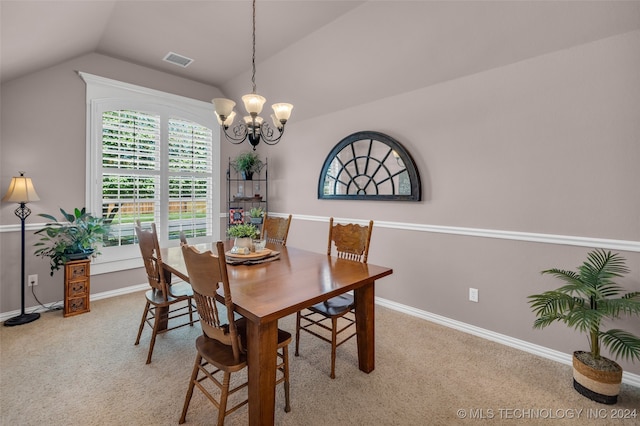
[[28, 274, 38, 287], [469, 287, 479, 302]]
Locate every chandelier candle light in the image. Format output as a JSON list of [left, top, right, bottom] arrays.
[[2, 172, 41, 326], [213, 0, 293, 150]]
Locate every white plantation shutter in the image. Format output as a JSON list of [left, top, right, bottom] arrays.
[[167, 118, 213, 240], [101, 110, 163, 247], [102, 110, 160, 170], [100, 112, 214, 247], [81, 72, 220, 272]]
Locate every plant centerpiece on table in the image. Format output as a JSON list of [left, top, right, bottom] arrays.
[[227, 223, 260, 252], [528, 249, 640, 404], [249, 207, 264, 225], [231, 151, 264, 180], [34, 207, 110, 276]]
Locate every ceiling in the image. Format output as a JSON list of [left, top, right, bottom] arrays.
[[2, 1, 640, 122], [0, 1, 364, 86]]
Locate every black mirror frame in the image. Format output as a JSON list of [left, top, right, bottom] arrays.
[[318, 131, 421, 201]]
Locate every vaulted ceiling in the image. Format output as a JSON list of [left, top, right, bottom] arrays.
[[2, 1, 640, 122], [1, 1, 363, 86]]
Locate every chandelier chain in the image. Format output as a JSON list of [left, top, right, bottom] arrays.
[[213, 0, 292, 149], [251, 0, 257, 94]]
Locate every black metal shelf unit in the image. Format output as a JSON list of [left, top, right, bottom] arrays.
[[226, 158, 268, 232]]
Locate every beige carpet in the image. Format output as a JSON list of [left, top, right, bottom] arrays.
[[1, 292, 639, 425]]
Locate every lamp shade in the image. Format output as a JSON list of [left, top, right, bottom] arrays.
[[216, 110, 236, 127], [212, 98, 236, 118], [271, 114, 282, 130], [242, 93, 266, 115], [2, 174, 40, 203], [243, 115, 264, 125], [272, 103, 293, 123]]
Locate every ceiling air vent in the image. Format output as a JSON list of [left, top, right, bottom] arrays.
[[163, 52, 193, 68]]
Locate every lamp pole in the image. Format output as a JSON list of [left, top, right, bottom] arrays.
[[4, 202, 40, 326], [2, 172, 41, 326]]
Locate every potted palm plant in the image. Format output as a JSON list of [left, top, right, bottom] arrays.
[[528, 249, 640, 404], [34, 207, 110, 276], [231, 151, 264, 180]]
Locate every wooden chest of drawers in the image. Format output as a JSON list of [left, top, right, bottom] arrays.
[[64, 259, 91, 317]]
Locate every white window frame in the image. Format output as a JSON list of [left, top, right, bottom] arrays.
[[80, 72, 220, 275]]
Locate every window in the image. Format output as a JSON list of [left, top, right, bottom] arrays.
[[80, 73, 220, 274]]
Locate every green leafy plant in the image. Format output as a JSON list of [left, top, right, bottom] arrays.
[[231, 151, 264, 178], [528, 249, 640, 363], [249, 207, 264, 218], [227, 223, 259, 239], [34, 208, 110, 276]]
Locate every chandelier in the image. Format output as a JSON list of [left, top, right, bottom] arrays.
[[213, 0, 293, 150]]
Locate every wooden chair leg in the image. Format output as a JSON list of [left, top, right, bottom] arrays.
[[146, 306, 162, 364], [217, 372, 232, 426], [282, 345, 291, 412], [135, 301, 150, 345], [179, 354, 202, 424], [294, 311, 302, 356], [330, 317, 338, 379], [188, 297, 195, 326]]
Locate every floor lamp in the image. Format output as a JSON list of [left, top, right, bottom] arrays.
[[2, 172, 41, 326]]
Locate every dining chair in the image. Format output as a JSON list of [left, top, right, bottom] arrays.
[[134, 221, 197, 364], [295, 217, 373, 379], [262, 213, 292, 245], [179, 242, 291, 425]]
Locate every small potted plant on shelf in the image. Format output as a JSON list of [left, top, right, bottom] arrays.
[[34, 207, 111, 276], [249, 207, 264, 225], [231, 151, 264, 180], [528, 249, 640, 404], [227, 223, 260, 252]]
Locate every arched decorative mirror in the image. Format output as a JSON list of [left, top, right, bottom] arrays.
[[318, 131, 421, 201]]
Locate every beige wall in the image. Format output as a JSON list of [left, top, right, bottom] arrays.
[[0, 52, 229, 309], [269, 31, 640, 374], [2, 30, 639, 378]]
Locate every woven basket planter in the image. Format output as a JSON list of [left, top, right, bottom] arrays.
[[572, 351, 622, 404]]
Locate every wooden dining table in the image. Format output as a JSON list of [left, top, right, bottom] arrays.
[[161, 240, 393, 426]]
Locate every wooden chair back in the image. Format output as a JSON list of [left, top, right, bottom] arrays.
[[134, 220, 170, 299], [263, 214, 292, 245], [179, 231, 188, 245], [326, 217, 373, 263], [181, 242, 243, 362]]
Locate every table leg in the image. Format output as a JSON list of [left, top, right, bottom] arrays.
[[354, 281, 375, 373], [156, 306, 169, 331], [246, 319, 278, 425], [157, 269, 174, 331]]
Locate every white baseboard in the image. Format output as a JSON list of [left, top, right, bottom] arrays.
[[375, 296, 640, 388]]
